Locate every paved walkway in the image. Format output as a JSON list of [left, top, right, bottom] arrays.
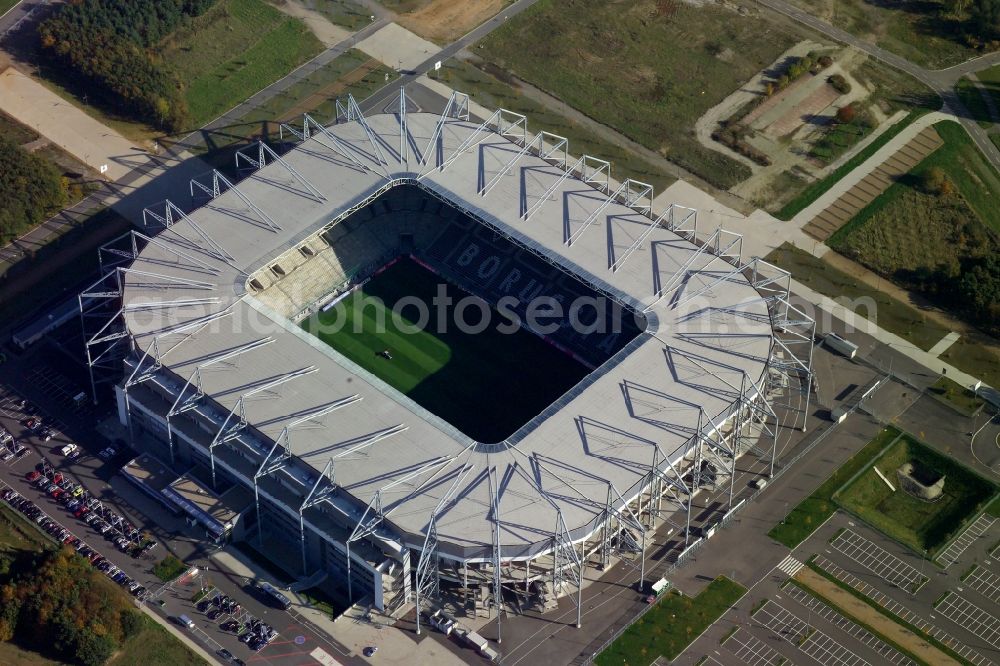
[[789, 111, 950, 227], [356, 22, 439, 71], [928, 331, 962, 357], [791, 278, 981, 388], [802, 124, 944, 240], [0, 67, 136, 180]]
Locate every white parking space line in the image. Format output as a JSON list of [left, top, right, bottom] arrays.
[[754, 600, 870, 666], [965, 566, 1000, 604], [937, 592, 1000, 649], [812, 556, 992, 666], [723, 628, 785, 666], [831, 529, 927, 593], [938, 515, 996, 569], [784, 583, 916, 666]]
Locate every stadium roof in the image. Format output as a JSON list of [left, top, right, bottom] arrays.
[[120, 105, 774, 558]]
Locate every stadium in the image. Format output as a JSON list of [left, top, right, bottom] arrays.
[[80, 91, 813, 628]]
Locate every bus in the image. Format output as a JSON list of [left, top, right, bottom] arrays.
[[256, 581, 292, 610]]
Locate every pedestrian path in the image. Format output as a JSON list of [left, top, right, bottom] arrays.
[[0, 67, 138, 180], [928, 331, 961, 357], [790, 277, 983, 389], [802, 124, 943, 241], [790, 112, 949, 228]]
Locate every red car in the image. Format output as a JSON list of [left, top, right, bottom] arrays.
[[73, 506, 89, 518], [25, 470, 40, 482]]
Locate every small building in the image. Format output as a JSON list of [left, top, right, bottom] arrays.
[[121, 453, 249, 542]]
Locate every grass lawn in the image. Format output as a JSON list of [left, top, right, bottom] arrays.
[[193, 48, 396, 152], [774, 109, 924, 220], [769, 426, 902, 549], [0, 642, 62, 666], [765, 244, 1000, 388], [784, 0, 980, 68], [302, 257, 590, 442], [107, 615, 205, 666], [595, 577, 746, 665], [765, 245, 949, 351], [161, 0, 324, 125], [927, 376, 986, 416], [152, 555, 188, 582], [835, 432, 997, 555], [302, 0, 372, 30], [955, 77, 993, 128], [0, 110, 40, 146], [974, 64, 1000, 120], [437, 58, 676, 192], [0, 0, 20, 15], [476, 0, 801, 190]]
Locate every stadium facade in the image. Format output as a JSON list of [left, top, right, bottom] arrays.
[[81, 92, 813, 628]]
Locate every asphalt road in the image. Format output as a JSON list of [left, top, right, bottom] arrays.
[[758, 0, 1000, 171]]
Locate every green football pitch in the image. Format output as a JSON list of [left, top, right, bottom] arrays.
[[301, 257, 589, 442]]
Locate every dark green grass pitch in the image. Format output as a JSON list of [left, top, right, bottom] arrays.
[[301, 257, 589, 442]]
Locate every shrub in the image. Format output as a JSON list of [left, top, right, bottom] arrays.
[[828, 73, 852, 94], [818, 54, 833, 68], [921, 166, 952, 195], [835, 104, 856, 123]]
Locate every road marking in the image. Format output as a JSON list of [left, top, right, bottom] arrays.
[[831, 529, 926, 593], [754, 600, 869, 666], [937, 591, 1000, 649], [309, 646, 344, 665], [723, 628, 785, 666], [785, 582, 916, 666], [775, 555, 804, 577], [812, 556, 992, 665], [937, 515, 996, 569], [965, 565, 1000, 604]]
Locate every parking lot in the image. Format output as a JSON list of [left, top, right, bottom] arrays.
[[830, 528, 928, 593], [937, 514, 997, 568], [965, 565, 1000, 604], [936, 592, 1000, 650], [0, 370, 366, 666]]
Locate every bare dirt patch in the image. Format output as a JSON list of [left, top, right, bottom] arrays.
[[397, 0, 508, 44], [268, 0, 350, 46], [794, 567, 960, 666]]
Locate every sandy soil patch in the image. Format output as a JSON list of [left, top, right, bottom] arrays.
[[794, 567, 959, 666], [268, 0, 350, 46], [397, 0, 507, 44], [0, 67, 138, 180], [355, 22, 437, 71]]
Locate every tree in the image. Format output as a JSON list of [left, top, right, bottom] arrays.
[[970, 0, 1000, 36], [835, 104, 856, 123], [0, 137, 67, 241]]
